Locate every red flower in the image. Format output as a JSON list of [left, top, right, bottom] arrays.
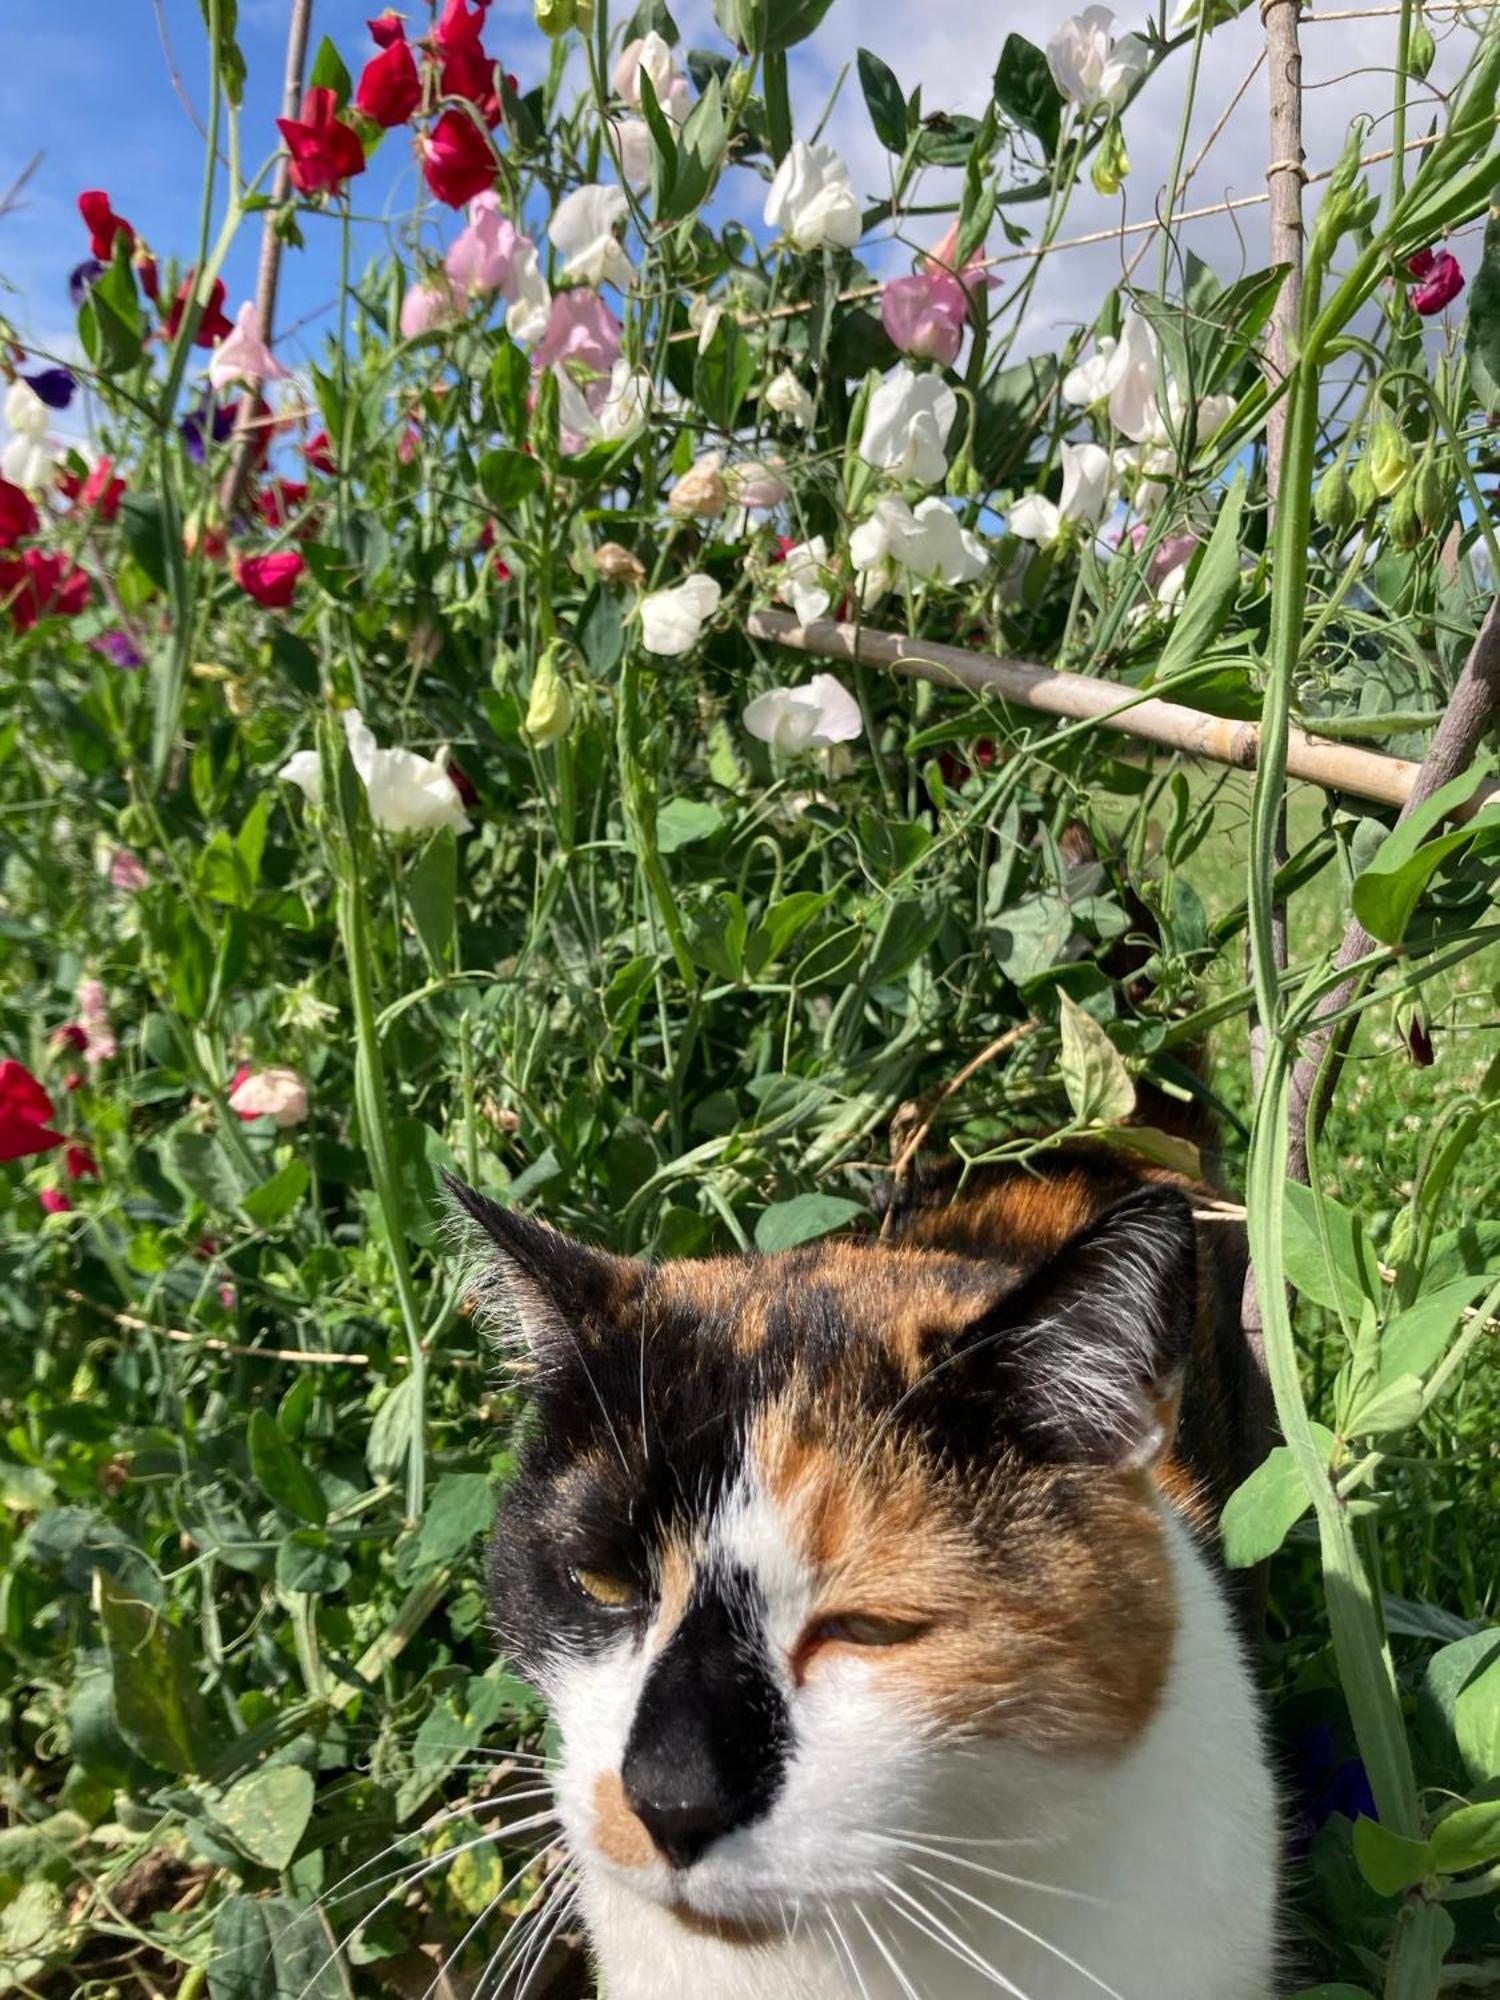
[[0, 1060, 64, 1161], [164, 274, 235, 347], [64, 457, 127, 524], [78, 189, 134, 260], [448, 761, 478, 809], [370, 12, 408, 49], [0, 479, 38, 549], [278, 87, 368, 196], [39, 1187, 72, 1214], [1408, 247, 1465, 316], [256, 478, 311, 532], [357, 37, 422, 127], [435, 0, 501, 125], [51, 1023, 88, 1055], [236, 551, 305, 608], [303, 430, 337, 476], [0, 550, 91, 632], [65, 1142, 98, 1181], [422, 110, 496, 208]]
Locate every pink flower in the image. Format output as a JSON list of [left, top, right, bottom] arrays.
[[881, 270, 970, 366], [109, 849, 149, 892], [399, 277, 462, 338], [39, 1187, 72, 1215], [228, 1064, 309, 1128], [532, 289, 621, 380], [421, 110, 496, 208], [1408, 247, 1464, 316], [445, 192, 521, 295], [207, 303, 293, 392], [236, 551, 305, 608], [77, 978, 116, 1066], [1148, 531, 1198, 587]]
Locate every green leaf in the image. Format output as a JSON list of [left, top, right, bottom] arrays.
[[713, 0, 836, 53], [577, 584, 625, 675], [1456, 1653, 1500, 1783], [654, 797, 725, 854], [1221, 1428, 1336, 1567], [1343, 1371, 1425, 1440], [663, 75, 725, 220], [242, 1158, 310, 1230], [488, 339, 530, 440], [1282, 1181, 1382, 1316], [1058, 993, 1136, 1125], [208, 1893, 348, 2000], [694, 313, 755, 431], [164, 1129, 251, 1215], [993, 34, 1063, 157], [746, 890, 837, 974], [397, 1675, 521, 1817], [478, 447, 543, 510], [308, 35, 352, 106], [94, 1569, 213, 1775], [637, 67, 679, 210], [1350, 773, 1499, 945], [275, 1532, 350, 1596], [79, 238, 146, 376], [247, 1410, 327, 1527], [686, 891, 748, 981], [1352, 1815, 1433, 1896], [406, 827, 458, 973], [198, 0, 246, 103], [754, 1193, 865, 1253], [366, 1377, 416, 1483], [213, 1766, 315, 1872], [1380, 1274, 1496, 1384], [414, 1472, 496, 1566], [120, 493, 169, 591], [1430, 1799, 1500, 1875], [1155, 469, 1247, 680], [858, 48, 908, 153]]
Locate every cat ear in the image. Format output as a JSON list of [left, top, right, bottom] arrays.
[[962, 1184, 1198, 1470], [442, 1172, 640, 1358]]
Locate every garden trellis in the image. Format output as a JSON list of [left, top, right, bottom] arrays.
[[3, 0, 1500, 1993]]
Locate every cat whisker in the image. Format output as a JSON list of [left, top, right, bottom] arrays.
[[875, 1871, 1035, 2000], [501, 1874, 581, 1999], [825, 1902, 876, 2000], [419, 1835, 568, 2000], [854, 1904, 925, 2000], [878, 1832, 1102, 1904], [465, 1853, 574, 2000], [905, 1860, 1126, 2000]]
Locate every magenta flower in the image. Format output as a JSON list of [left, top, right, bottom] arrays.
[[881, 270, 970, 366], [1408, 247, 1464, 316], [532, 289, 622, 380]]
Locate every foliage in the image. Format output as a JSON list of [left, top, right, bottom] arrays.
[[2, 0, 1500, 1994]]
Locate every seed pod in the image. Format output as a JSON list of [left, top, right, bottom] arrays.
[[1314, 459, 1356, 537]]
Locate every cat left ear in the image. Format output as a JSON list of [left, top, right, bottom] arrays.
[[443, 1172, 640, 1358], [964, 1184, 1198, 1471]]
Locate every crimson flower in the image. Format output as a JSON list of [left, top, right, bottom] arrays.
[[39, 1187, 72, 1214], [236, 551, 305, 608], [0, 479, 39, 549], [163, 275, 235, 347], [357, 35, 422, 127], [370, 12, 408, 49], [51, 1023, 89, 1056], [65, 1142, 98, 1181], [304, 430, 337, 476], [256, 478, 311, 532], [78, 189, 134, 260], [422, 110, 496, 207], [63, 457, 127, 524], [278, 87, 368, 195], [1408, 247, 1465, 316], [0, 550, 91, 631], [435, 0, 502, 125], [0, 1060, 64, 1161]]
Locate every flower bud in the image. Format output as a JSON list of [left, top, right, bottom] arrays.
[[1349, 452, 1378, 518], [1408, 8, 1436, 79], [524, 642, 575, 746], [1314, 460, 1356, 538], [668, 450, 729, 519], [591, 540, 647, 586], [1369, 418, 1412, 499], [491, 642, 516, 693], [1090, 120, 1131, 198], [1414, 449, 1450, 533], [1387, 479, 1422, 551]]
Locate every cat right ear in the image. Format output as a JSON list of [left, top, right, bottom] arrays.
[[443, 1172, 640, 1358]]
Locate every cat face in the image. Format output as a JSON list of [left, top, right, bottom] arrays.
[[449, 1178, 1197, 1930]]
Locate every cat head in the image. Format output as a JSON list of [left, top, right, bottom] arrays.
[[447, 1174, 1197, 1930]]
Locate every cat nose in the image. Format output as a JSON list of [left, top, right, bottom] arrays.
[[620, 1752, 738, 1870]]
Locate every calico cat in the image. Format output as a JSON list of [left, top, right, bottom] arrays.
[[447, 1144, 1280, 2000]]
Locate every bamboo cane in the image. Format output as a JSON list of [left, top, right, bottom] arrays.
[[743, 609, 1499, 815]]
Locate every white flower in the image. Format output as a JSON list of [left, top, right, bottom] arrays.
[[505, 236, 552, 344], [858, 367, 958, 488], [764, 369, 816, 429], [2, 380, 55, 491], [689, 293, 725, 354], [726, 458, 787, 510], [556, 358, 651, 451], [278, 709, 471, 836], [774, 537, 833, 624], [551, 184, 634, 290], [1062, 343, 1117, 408], [640, 574, 721, 655], [850, 495, 987, 585], [613, 32, 691, 122], [1009, 441, 1115, 547], [764, 141, 861, 253], [613, 117, 655, 186], [743, 674, 863, 754], [1047, 8, 1151, 112], [229, 1066, 309, 1128]]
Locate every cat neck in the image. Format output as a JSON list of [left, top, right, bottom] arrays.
[[577, 1513, 1278, 2000]]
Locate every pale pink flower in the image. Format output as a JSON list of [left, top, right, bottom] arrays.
[[109, 849, 149, 892], [532, 289, 622, 380], [881, 271, 969, 366], [77, 978, 117, 1067], [446, 193, 524, 296], [206, 304, 293, 392], [399, 277, 462, 339], [228, 1064, 309, 1128]]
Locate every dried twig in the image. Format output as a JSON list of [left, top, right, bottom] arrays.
[[62, 1288, 371, 1366], [880, 1022, 1041, 1239]]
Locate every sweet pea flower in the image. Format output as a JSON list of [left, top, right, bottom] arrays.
[[688, 293, 726, 355], [858, 367, 958, 488], [109, 849, 149, 893], [65, 1141, 98, 1181], [370, 12, 407, 50], [228, 1064, 310, 1128], [180, 398, 237, 463], [69, 457, 127, 523], [78, 190, 134, 260], [764, 369, 815, 429], [669, 451, 729, 519], [236, 551, 305, 608], [90, 630, 145, 670], [849, 495, 987, 586], [207, 303, 293, 391], [1047, 8, 1151, 112], [1408, 247, 1464, 315], [279, 708, 472, 836], [0, 1060, 63, 1161], [0, 478, 38, 549], [551, 184, 635, 290], [640, 574, 721, 655], [555, 359, 650, 452], [613, 32, 691, 121], [726, 459, 787, 510], [422, 110, 496, 208], [163, 273, 235, 347], [2, 380, 56, 492], [400, 276, 463, 338], [773, 537, 834, 625], [24, 367, 77, 412], [533, 288, 622, 378], [612, 117, 654, 186], [743, 674, 863, 754], [881, 270, 970, 367], [1008, 441, 1114, 546], [435, 0, 502, 126], [0, 550, 90, 630], [76, 978, 116, 1066], [764, 141, 861, 253], [39, 1187, 71, 1215], [277, 87, 368, 195], [1062, 306, 1159, 439], [445, 193, 519, 295], [355, 27, 422, 127]]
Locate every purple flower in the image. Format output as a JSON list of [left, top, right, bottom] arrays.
[[24, 367, 77, 411], [69, 260, 104, 308], [89, 630, 145, 671], [179, 400, 236, 463]]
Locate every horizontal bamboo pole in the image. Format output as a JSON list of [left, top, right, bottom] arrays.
[[745, 609, 1500, 816]]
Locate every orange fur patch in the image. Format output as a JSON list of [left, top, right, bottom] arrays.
[[591, 1771, 656, 1871]]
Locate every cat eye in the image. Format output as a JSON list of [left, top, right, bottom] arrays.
[[570, 1564, 643, 1611], [806, 1611, 929, 1648]]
